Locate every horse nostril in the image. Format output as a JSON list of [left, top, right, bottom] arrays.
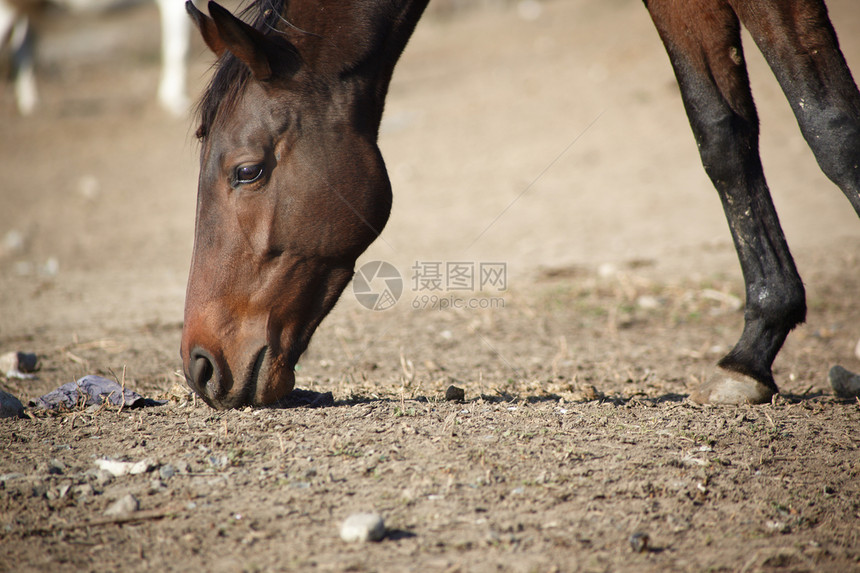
[[189, 347, 220, 396], [193, 355, 214, 384]]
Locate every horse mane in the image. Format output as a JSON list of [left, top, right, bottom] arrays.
[[195, 0, 290, 140]]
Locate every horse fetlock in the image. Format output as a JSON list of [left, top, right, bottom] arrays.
[[745, 277, 806, 330]]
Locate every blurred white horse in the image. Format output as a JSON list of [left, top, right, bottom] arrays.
[[0, 0, 189, 115]]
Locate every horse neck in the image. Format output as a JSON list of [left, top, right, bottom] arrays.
[[282, 0, 431, 138]]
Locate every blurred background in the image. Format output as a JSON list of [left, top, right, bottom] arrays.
[[1, 0, 859, 385]]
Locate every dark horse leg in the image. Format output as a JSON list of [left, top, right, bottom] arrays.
[[733, 0, 860, 214], [645, 0, 860, 404]]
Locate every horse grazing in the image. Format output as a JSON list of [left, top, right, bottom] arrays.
[[181, 0, 860, 409], [0, 0, 189, 115]]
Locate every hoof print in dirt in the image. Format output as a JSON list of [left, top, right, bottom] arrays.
[[829, 365, 860, 399], [340, 512, 386, 542], [689, 371, 775, 405], [445, 385, 465, 402]]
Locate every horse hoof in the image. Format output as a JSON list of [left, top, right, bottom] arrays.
[[689, 371, 776, 405]]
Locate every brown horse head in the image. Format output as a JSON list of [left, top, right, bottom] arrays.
[[181, 0, 426, 408]]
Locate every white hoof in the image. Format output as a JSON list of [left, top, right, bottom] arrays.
[[689, 370, 775, 405]]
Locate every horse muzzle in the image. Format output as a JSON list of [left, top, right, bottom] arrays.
[[183, 343, 295, 409]]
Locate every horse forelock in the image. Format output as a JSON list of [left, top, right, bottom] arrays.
[[196, 54, 251, 141], [195, 0, 292, 141]]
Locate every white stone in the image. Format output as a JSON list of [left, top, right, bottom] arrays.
[[636, 295, 661, 310], [77, 175, 100, 200], [95, 459, 133, 477], [0, 352, 18, 374], [129, 459, 156, 475], [103, 494, 139, 517], [1, 230, 25, 255], [340, 512, 385, 542], [597, 263, 617, 278]]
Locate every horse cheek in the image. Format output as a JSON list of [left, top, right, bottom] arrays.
[[235, 192, 278, 257]]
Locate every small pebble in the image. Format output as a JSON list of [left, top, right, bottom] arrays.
[[30, 480, 48, 498], [207, 455, 229, 469], [1, 229, 25, 255], [0, 390, 24, 419], [39, 458, 66, 475], [445, 385, 465, 402], [829, 365, 860, 398], [340, 512, 386, 542], [149, 479, 167, 494], [159, 464, 176, 481], [597, 263, 617, 278], [90, 469, 114, 487], [76, 175, 100, 200], [73, 484, 95, 498], [636, 295, 661, 310], [765, 520, 790, 534], [103, 493, 139, 517], [629, 532, 649, 553], [42, 257, 59, 277]]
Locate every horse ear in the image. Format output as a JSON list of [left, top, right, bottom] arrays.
[[205, 1, 274, 81], [186, 1, 227, 58]]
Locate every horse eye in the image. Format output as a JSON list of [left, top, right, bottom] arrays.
[[235, 164, 265, 185]]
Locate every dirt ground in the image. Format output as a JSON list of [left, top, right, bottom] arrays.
[[2, 0, 860, 571]]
